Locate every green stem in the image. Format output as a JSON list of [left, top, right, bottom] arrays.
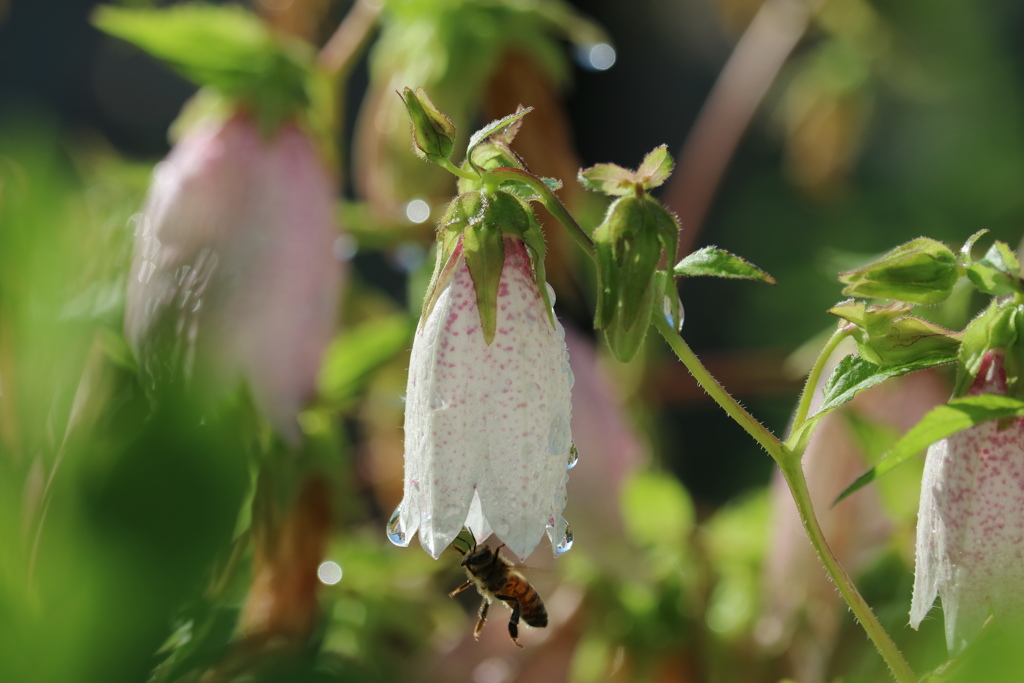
[[652, 314, 917, 683], [439, 158, 480, 182], [486, 167, 596, 260], [787, 323, 855, 445], [654, 314, 780, 456], [778, 455, 918, 683]]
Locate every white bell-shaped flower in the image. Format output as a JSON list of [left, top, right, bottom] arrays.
[[911, 351, 1024, 653], [390, 236, 575, 561]]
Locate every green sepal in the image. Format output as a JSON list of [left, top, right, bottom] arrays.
[[828, 300, 961, 367], [518, 206, 555, 328], [674, 246, 777, 284], [466, 107, 533, 171], [838, 237, 962, 304], [635, 145, 674, 190], [960, 229, 989, 264], [834, 394, 1024, 505], [463, 218, 506, 346], [954, 299, 1024, 399], [602, 276, 655, 363], [578, 163, 636, 196], [964, 240, 1024, 296], [92, 4, 312, 129], [421, 193, 486, 324], [592, 197, 662, 333], [578, 145, 675, 196], [400, 87, 457, 164], [463, 190, 534, 345]]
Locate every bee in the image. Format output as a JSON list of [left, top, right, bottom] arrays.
[[449, 537, 548, 647]]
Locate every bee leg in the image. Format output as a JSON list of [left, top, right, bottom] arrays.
[[473, 599, 490, 640], [497, 595, 523, 648], [449, 581, 473, 598]]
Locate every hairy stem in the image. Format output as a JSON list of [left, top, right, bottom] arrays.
[[653, 314, 916, 683], [486, 167, 596, 259]]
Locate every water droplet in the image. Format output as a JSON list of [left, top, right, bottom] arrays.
[[526, 382, 541, 400], [431, 391, 448, 411], [545, 282, 557, 307], [127, 213, 150, 237], [663, 295, 685, 332], [387, 507, 409, 546], [174, 264, 192, 286], [405, 198, 431, 224], [555, 520, 574, 555], [137, 260, 156, 284], [567, 443, 579, 469]]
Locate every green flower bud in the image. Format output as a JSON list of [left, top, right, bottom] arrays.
[[400, 87, 456, 164], [838, 237, 962, 304]]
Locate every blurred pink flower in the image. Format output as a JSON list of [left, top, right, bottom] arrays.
[[911, 351, 1024, 652], [124, 112, 342, 442], [391, 236, 574, 561]]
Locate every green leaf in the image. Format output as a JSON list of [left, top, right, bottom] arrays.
[[674, 246, 777, 284], [577, 163, 636, 196], [834, 395, 1024, 504], [621, 470, 695, 547], [93, 5, 311, 118], [816, 354, 955, 418], [838, 237, 961, 304], [467, 107, 533, 162], [317, 316, 415, 403], [635, 145, 674, 190]]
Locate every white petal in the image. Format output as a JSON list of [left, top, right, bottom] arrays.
[[398, 239, 573, 560]]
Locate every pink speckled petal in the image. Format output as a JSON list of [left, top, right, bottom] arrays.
[[911, 352, 1024, 653], [398, 237, 573, 560]]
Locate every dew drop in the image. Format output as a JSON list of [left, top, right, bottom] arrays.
[[555, 520, 574, 555], [545, 282, 557, 307], [663, 295, 685, 332], [567, 443, 579, 470], [431, 391, 448, 411], [387, 507, 409, 546]]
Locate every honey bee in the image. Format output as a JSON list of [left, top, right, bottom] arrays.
[[449, 537, 548, 647]]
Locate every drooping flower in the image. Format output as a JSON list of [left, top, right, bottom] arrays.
[[124, 112, 342, 442], [910, 351, 1024, 652], [389, 198, 575, 561]]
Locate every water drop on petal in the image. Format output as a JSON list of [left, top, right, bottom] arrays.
[[555, 520, 574, 555], [567, 443, 579, 470], [387, 506, 409, 546], [545, 282, 557, 307]]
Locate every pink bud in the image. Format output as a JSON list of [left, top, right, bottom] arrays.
[[125, 113, 342, 442], [911, 351, 1024, 652]]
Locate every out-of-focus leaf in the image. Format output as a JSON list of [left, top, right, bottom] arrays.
[[317, 315, 415, 403]]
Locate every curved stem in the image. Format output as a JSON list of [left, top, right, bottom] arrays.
[[485, 167, 596, 260], [439, 158, 480, 182], [778, 456, 918, 683], [653, 314, 917, 683], [788, 323, 855, 436], [653, 314, 782, 457]]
